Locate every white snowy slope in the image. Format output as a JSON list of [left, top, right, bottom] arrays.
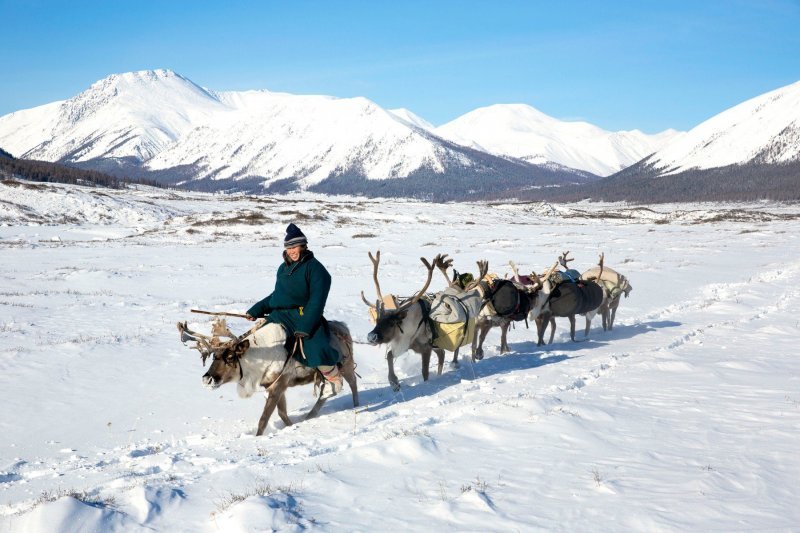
[[1, 180, 799, 531], [0, 70, 227, 163], [0, 71, 539, 193], [646, 80, 800, 174], [435, 104, 682, 177], [145, 91, 473, 187], [387, 107, 436, 131]]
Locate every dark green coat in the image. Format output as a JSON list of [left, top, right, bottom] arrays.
[[247, 250, 340, 368]]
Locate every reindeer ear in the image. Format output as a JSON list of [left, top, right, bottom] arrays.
[[235, 340, 250, 356]]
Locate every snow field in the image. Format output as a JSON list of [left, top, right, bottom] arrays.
[[0, 182, 799, 531]]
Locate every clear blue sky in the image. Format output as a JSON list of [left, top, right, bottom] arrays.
[[2, 0, 799, 133]]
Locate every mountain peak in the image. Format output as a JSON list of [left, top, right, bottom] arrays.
[[648, 79, 800, 173], [436, 104, 681, 176]]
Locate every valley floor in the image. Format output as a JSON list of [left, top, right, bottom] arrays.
[[1, 183, 798, 531]]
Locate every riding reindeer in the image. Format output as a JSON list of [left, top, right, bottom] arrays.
[[178, 317, 359, 436], [580, 253, 633, 337]]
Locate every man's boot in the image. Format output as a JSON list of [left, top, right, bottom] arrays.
[[318, 365, 343, 398]]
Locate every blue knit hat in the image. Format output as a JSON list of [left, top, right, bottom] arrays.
[[284, 223, 308, 248]]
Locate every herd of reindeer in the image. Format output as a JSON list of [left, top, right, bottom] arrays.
[[177, 250, 633, 436]]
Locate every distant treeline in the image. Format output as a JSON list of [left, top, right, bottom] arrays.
[[489, 160, 800, 203], [0, 150, 170, 190], [5, 143, 796, 202]]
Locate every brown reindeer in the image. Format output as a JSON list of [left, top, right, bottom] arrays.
[[178, 318, 359, 436], [533, 252, 604, 344]]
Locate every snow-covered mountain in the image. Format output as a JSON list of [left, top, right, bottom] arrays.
[[641, 80, 800, 175], [145, 90, 477, 188], [0, 70, 585, 197], [387, 107, 436, 131], [0, 70, 226, 163], [435, 104, 681, 177]]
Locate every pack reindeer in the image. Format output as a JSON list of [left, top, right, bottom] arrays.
[[532, 251, 604, 345], [431, 254, 489, 364], [472, 259, 563, 356], [178, 317, 359, 436], [362, 251, 444, 391], [436, 257, 521, 361], [580, 253, 633, 337], [362, 251, 487, 390]]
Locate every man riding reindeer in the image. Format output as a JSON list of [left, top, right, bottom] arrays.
[[245, 223, 343, 396]]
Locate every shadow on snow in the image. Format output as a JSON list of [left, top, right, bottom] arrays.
[[309, 319, 681, 417]]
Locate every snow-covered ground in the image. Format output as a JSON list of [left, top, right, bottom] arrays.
[[1, 180, 799, 531]]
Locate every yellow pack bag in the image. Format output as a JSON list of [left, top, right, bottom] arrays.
[[432, 318, 476, 352]]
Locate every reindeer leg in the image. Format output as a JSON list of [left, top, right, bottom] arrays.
[[470, 325, 479, 361], [305, 394, 327, 420], [342, 367, 360, 407], [277, 392, 293, 427], [474, 320, 491, 360], [535, 316, 546, 346], [569, 315, 577, 342], [500, 321, 510, 353], [421, 349, 431, 381], [256, 376, 289, 436], [387, 349, 401, 391], [610, 303, 618, 330], [548, 317, 556, 345], [434, 348, 445, 374]]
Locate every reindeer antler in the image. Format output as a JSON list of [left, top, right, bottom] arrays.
[[509, 261, 522, 283], [597, 252, 605, 280], [398, 257, 436, 310], [178, 321, 215, 365], [360, 250, 383, 310], [529, 260, 560, 291], [433, 253, 456, 288], [558, 251, 574, 269], [464, 260, 488, 291]]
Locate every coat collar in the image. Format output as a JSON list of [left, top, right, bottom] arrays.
[[283, 249, 314, 268]]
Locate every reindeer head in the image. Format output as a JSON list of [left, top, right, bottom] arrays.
[[177, 319, 250, 388], [202, 339, 250, 388], [362, 251, 436, 346], [366, 309, 412, 345]]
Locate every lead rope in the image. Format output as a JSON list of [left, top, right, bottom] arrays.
[[291, 335, 307, 360]]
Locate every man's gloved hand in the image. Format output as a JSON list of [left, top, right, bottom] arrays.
[[245, 314, 255, 321]]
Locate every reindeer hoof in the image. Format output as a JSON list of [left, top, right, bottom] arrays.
[[449, 359, 461, 367], [391, 383, 401, 392]]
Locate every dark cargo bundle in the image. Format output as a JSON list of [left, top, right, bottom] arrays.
[[548, 281, 604, 316], [489, 279, 531, 321]]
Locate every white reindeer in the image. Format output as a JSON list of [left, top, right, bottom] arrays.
[[580, 253, 633, 337], [178, 318, 359, 436]]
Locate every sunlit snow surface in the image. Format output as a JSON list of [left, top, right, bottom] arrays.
[[1, 180, 799, 531]]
